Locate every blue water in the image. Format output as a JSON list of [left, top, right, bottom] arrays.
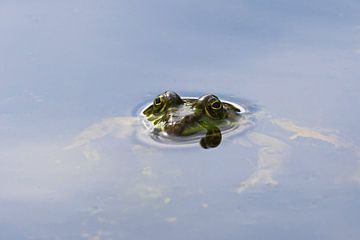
[[1, 1, 360, 239]]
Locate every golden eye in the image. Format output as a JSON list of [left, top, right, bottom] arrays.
[[153, 95, 167, 113], [203, 96, 226, 120], [154, 97, 162, 106], [211, 100, 221, 110]]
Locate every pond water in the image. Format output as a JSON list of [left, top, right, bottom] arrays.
[[1, 0, 360, 239]]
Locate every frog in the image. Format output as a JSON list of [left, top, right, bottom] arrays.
[[65, 91, 360, 193], [141, 91, 245, 149]]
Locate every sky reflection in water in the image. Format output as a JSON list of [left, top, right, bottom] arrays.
[[1, 0, 360, 239]]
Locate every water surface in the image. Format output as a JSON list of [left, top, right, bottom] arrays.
[[1, 0, 360, 239]]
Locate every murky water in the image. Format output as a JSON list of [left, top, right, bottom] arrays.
[[1, 1, 360, 239]]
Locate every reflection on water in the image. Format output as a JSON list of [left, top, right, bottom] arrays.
[[199, 126, 222, 149], [2, 0, 360, 239]]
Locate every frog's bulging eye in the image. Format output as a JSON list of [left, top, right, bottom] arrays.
[[147, 91, 184, 115], [206, 101, 224, 119], [211, 100, 221, 110], [152, 95, 167, 113], [200, 95, 227, 120], [154, 97, 162, 106]]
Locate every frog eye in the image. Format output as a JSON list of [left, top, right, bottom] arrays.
[[154, 97, 162, 106], [153, 95, 167, 113], [203, 96, 226, 119], [211, 100, 221, 110]]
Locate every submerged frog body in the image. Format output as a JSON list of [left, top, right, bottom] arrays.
[[142, 91, 243, 148], [66, 91, 360, 194]]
